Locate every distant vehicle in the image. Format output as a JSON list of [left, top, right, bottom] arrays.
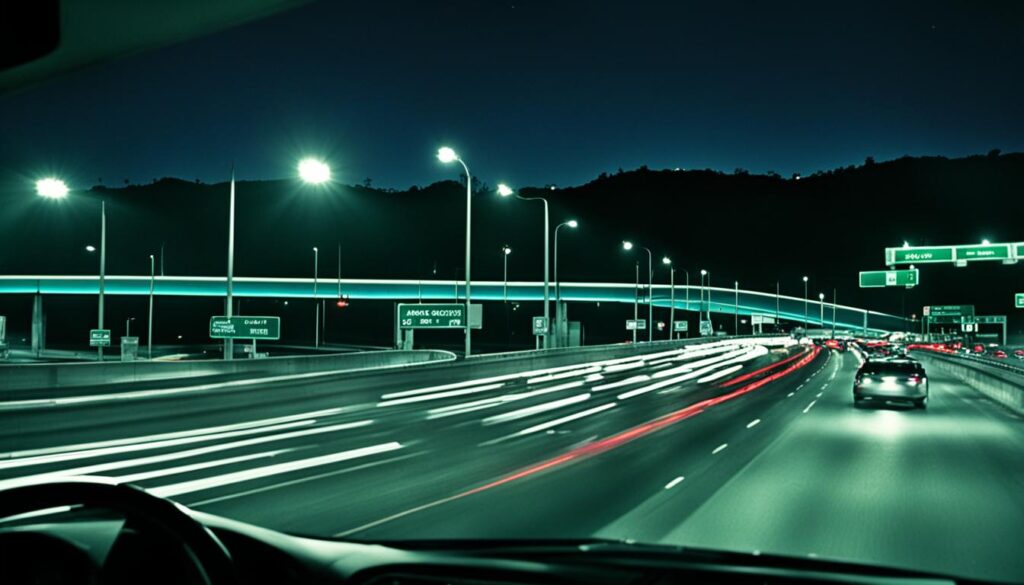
[[853, 360, 928, 409], [824, 339, 846, 351], [973, 344, 985, 353], [1014, 349, 1024, 359], [993, 350, 1007, 359]]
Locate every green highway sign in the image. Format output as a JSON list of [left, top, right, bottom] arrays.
[[398, 303, 466, 329], [890, 246, 953, 264], [928, 315, 965, 325], [673, 320, 688, 332], [626, 319, 647, 331], [925, 305, 974, 318], [975, 315, 1006, 325], [89, 329, 111, 347], [886, 242, 1022, 266], [859, 269, 919, 288], [209, 316, 281, 340], [1016, 293, 1024, 308], [532, 316, 549, 335]]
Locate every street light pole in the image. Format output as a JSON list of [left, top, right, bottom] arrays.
[[819, 292, 825, 328], [776, 281, 780, 325], [148, 254, 155, 359], [98, 200, 106, 361], [683, 269, 689, 337], [439, 148, 473, 357], [502, 246, 511, 302], [633, 261, 639, 343], [734, 281, 739, 335], [553, 220, 578, 347], [802, 276, 809, 332], [669, 265, 675, 339], [832, 288, 837, 338], [224, 169, 236, 361], [313, 247, 319, 349], [498, 184, 550, 348]]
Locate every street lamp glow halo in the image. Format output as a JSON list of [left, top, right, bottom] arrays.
[[85, 245, 96, 252], [437, 147, 458, 163], [36, 178, 69, 199], [497, 184, 514, 197], [662, 256, 671, 265], [567, 220, 578, 228], [622, 241, 633, 251], [297, 158, 331, 184]]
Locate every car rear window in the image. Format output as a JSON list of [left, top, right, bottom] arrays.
[[860, 362, 922, 375]]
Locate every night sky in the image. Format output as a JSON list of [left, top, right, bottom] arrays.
[[2, 0, 1023, 190]]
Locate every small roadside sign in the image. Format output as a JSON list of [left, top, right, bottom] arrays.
[[699, 320, 713, 336], [532, 316, 549, 335], [89, 329, 111, 347], [1016, 293, 1024, 308], [673, 320, 688, 332], [209, 316, 281, 340], [120, 336, 139, 361], [626, 319, 647, 331]]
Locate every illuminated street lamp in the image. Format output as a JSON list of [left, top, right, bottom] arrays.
[[298, 158, 331, 184], [623, 240, 653, 342], [313, 247, 320, 348], [37, 180, 107, 361], [502, 245, 512, 302], [819, 292, 825, 327], [438, 147, 473, 356], [663, 256, 676, 340], [553, 219, 578, 346], [700, 269, 708, 327], [803, 276, 809, 331], [35, 177, 68, 199], [499, 183, 552, 349]]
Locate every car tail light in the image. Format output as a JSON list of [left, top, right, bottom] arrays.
[[858, 376, 872, 385], [907, 375, 921, 385]]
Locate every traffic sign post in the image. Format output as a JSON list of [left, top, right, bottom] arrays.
[[397, 304, 465, 329], [209, 316, 281, 340], [858, 269, 919, 288], [673, 320, 688, 334], [926, 305, 974, 318], [120, 336, 139, 361], [626, 319, 647, 331], [89, 329, 111, 347], [699, 320, 713, 336], [1016, 293, 1024, 308], [886, 242, 1019, 266], [532, 316, 549, 336]]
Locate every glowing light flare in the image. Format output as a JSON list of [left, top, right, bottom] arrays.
[[297, 158, 331, 184], [35, 178, 69, 199], [497, 183, 514, 197], [437, 147, 458, 163]]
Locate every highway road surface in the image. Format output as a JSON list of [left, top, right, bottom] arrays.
[[2, 340, 1024, 583]]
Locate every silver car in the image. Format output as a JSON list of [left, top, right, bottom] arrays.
[[853, 359, 928, 409]]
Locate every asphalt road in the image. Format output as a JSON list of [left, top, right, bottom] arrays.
[[2, 341, 1024, 582]]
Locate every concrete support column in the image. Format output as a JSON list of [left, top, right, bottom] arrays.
[[31, 294, 45, 355]]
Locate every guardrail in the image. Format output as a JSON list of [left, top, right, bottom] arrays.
[[0, 349, 456, 394], [915, 350, 1024, 415]]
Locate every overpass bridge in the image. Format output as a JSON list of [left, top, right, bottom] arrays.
[[0, 275, 906, 340]]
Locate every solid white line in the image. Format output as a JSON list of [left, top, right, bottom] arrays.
[[0, 420, 318, 471], [664, 476, 685, 489], [151, 442, 403, 497], [188, 453, 418, 507], [482, 394, 590, 425], [0, 420, 374, 488], [712, 443, 728, 454], [381, 374, 516, 400], [516, 403, 617, 436], [0, 407, 343, 460], [696, 364, 744, 383], [592, 375, 650, 392], [376, 383, 505, 407], [115, 449, 292, 483], [746, 419, 761, 428], [803, 400, 817, 413]]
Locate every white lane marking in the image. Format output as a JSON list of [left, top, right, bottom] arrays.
[[516, 403, 617, 436], [712, 443, 728, 454], [0, 407, 343, 460], [664, 476, 685, 489], [816, 392, 823, 398], [189, 453, 418, 507], [746, 419, 761, 428], [527, 366, 601, 385], [786, 392, 795, 397], [0, 420, 374, 488], [151, 442, 403, 497], [0, 365, 421, 410], [618, 361, 741, 400], [482, 394, 591, 425], [584, 373, 605, 383], [696, 364, 744, 383], [602, 361, 647, 373], [115, 449, 293, 483], [0, 420, 318, 471], [803, 400, 817, 413], [381, 374, 517, 400], [426, 399, 505, 420], [376, 383, 505, 407], [592, 375, 650, 392]]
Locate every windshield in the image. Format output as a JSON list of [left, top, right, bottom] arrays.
[[2, 2, 1024, 584]]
